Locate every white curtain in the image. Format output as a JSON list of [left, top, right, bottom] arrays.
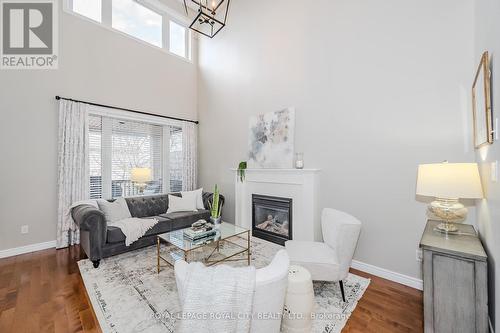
[[57, 100, 89, 248], [182, 121, 198, 191]]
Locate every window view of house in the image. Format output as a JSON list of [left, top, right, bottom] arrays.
[[89, 114, 182, 199]]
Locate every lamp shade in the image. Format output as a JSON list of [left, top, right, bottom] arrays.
[[416, 162, 483, 199], [131, 168, 152, 183]]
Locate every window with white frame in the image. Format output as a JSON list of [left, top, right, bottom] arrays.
[[72, 0, 102, 22], [89, 114, 183, 199], [68, 0, 191, 60], [169, 20, 186, 58]]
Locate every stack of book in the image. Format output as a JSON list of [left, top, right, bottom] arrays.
[[184, 227, 216, 241]]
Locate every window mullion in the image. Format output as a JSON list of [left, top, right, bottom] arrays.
[[101, 117, 113, 199], [184, 28, 192, 60], [102, 0, 112, 26], [163, 126, 171, 193], [162, 14, 169, 51]]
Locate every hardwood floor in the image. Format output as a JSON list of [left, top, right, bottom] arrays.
[[0, 246, 99, 333], [344, 269, 423, 332], [0, 246, 423, 333]]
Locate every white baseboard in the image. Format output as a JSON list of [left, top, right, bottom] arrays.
[[0, 240, 57, 259], [351, 259, 423, 290]]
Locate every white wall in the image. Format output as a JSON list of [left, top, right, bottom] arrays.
[[197, 0, 475, 280], [474, 0, 500, 328], [0, 8, 197, 251]]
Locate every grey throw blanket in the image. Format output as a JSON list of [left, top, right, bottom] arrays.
[[177, 262, 256, 333]]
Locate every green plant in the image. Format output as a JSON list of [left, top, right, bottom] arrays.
[[209, 184, 221, 218], [237, 161, 247, 182]]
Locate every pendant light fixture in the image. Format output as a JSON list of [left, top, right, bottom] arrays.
[[183, 0, 230, 38]]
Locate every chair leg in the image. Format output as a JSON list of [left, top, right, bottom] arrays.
[[339, 280, 346, 302]]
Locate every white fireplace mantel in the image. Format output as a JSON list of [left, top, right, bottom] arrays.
[[232, 168, 321, 242]]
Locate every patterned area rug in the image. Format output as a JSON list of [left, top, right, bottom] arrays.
[[78, 237, 370, 333]]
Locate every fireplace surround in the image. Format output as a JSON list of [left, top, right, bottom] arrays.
[[252, 194, 292, 245], [234, 168, 321, 242]]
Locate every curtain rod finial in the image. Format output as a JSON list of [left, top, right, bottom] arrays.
[[55, 96, 61, 100]]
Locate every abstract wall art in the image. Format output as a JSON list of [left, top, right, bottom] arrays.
[[248, 108, 295, 168]]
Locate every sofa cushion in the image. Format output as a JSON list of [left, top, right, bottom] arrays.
[[106, 216, 171, 244], [160, 209, 210, 230], [125, 194, 173, 218], [107, 225, 126, 244]]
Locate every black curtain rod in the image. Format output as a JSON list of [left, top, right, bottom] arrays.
[[55, 95, 199, 124]]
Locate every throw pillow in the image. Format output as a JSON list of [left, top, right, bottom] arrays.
[[97, 197, 132, 223], [167, 194, 198, 213], [181, 188, 205, 210]]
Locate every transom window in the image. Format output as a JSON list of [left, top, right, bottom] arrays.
[[72, 0, 102, 22], [169, 20, 186, 58], [112, 0, 162, 48], [67, 0, 190, 60]]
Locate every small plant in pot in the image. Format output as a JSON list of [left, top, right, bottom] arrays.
[[208, 184, 222, 225], [237, 161, 247, 182]]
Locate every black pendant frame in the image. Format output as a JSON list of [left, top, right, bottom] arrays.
[[183, 0, 230, 38]]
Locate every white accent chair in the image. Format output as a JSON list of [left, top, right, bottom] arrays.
[[175, 249, 290, 333], [285, 208, 362, 302]]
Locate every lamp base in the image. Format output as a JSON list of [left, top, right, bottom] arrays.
[[427, 198, 467, 222], [134, 183, 147, 195], [427, 198, 467, 234]]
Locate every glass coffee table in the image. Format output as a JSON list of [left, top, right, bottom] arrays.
[[156, 222, 251, 273]]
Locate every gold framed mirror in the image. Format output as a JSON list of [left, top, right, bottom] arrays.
[[472, 51, 493, 148]]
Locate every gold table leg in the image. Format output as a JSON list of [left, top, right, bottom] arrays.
[[247, 230, 251, 266], [157, 236, 160, 274]]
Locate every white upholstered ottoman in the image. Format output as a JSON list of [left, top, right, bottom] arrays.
[[281, 265, 315, 333]]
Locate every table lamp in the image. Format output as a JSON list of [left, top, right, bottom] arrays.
[[416, 162, 483, 233], [131, 168, 152, 194]]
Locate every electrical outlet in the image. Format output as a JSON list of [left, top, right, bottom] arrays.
[[416, 248, 423, 262], [21, 225, 29, 234]]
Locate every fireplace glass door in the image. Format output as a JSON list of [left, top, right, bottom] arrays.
[[252, 194, 292, 245]]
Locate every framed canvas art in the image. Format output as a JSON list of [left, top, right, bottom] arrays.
[[472, 51, 493, 148], [248, 108, 295, 168]]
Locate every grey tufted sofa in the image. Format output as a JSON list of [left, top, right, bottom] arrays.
[[72, 192, 224, 268]]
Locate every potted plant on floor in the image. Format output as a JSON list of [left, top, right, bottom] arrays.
[[209, 184, 222, 225]]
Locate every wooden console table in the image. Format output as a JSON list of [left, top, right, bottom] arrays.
[[420, 220, 488, 333]]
